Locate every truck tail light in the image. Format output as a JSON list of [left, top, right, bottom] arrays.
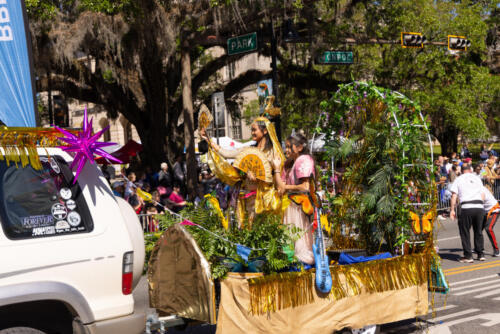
[[122, 251, 134, 295]]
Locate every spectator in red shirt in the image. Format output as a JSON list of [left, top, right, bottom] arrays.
[[168, 183, 187, 212]]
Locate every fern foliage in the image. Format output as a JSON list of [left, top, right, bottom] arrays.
[[155, 202, 299, 279]]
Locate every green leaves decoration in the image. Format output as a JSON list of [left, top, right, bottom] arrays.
[[155, 202, 299, 279], [318, 81, 434, 253]]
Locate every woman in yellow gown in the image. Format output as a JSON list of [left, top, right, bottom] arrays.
[[200, 117, 284, 227]]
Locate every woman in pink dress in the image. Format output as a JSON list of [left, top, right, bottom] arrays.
[[273, 133, 315, 266], [168, 183, 187, 212]]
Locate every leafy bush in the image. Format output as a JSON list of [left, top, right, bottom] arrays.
[[154, 202, 300, 280]]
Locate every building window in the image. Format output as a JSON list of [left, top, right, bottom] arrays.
[[209, 93, 226, 138], [99, 118, 111, 142], [53, 95, 68, 127], [231, 126, 241, 140], [208, 127, 225, 138], [231, 116, 242, 140], [226, 61, 236, 81]]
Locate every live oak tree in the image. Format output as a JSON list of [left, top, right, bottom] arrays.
[[357, 0, 499, 155], [26, 0, 499, 194], [27, 0, 344, 193], [279, 0, 500, 154]]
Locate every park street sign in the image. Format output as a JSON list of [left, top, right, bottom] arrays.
[[227, 32, 257, 55], [316, 51, 354, 65]]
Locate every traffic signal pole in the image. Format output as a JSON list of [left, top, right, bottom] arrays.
[[341, 37, 446, 46]]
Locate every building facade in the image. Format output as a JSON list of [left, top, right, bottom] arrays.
[[207, 46, 272, 141]]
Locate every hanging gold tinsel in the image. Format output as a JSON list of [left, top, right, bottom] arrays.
[[247, 270, 314, 315], [0, 127, 74, 170], [248, 253, 430, 315]]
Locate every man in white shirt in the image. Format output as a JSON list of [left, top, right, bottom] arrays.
[[450, 164, 486, 262], [482, 186, 500, 257]]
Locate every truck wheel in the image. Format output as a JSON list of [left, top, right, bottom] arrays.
[[0, 328, 46, 334]]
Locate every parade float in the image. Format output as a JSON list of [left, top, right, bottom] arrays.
[[147, 82, 448, 333]]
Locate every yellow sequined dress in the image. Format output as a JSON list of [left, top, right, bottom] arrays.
[[206, 117, 284, 227]]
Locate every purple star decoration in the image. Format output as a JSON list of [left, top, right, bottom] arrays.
[[55, 107, 122, 184]]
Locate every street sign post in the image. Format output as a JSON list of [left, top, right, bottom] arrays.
[[316, 51, 354, 65], [227, 32, 257, 55]]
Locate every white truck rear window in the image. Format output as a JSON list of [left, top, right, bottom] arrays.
[[0, 156, 94, 239]]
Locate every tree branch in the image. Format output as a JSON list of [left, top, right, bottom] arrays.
[[41, 61, 144, 126], [192, 52, 248, 96], [42, 76, 102, 104], [223, 69, 271, 98], [278, 62, 344, 91]]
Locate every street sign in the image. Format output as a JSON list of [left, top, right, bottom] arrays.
[[227, 32, 257, 55], [316, 51, 353, 65]]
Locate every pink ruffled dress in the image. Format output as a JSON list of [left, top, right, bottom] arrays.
[[282, 155, 315, 265]]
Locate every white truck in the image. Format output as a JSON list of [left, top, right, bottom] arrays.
[[0, 148, 146, 334]]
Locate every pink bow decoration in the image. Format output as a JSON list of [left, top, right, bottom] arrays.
[[180, 220, 198, 227]]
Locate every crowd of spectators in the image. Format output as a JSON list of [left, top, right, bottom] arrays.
[[103, 142, 500, 230], [104, 153, 341, 231], [435, 144, 500, 214], [107, 156, 231, 220]]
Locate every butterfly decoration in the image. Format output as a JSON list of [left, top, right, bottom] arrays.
[[409, 210, 434, 235]]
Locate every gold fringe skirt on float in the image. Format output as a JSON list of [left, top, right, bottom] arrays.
[[248, 253, 429, 316]]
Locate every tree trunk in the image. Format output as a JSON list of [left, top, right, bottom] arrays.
[[137, 120, 167, 172], [436, 125, 459, 157], [181, 44, 198, 197]]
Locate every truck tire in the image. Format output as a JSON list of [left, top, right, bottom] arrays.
[[0, 328, 46, 334]]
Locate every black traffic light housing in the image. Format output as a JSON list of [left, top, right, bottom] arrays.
[[448, 35, 471, 51], [401, 32, 426, 48]]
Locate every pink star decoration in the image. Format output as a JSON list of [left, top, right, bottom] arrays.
[[55, 107, 122, 184]]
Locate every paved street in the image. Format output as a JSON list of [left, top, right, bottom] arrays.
[[382, 217, 500, 334]]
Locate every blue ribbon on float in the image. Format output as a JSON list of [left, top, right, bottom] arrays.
[[236, 244, 252, 263]]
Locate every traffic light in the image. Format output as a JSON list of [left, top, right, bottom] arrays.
[[448, 35, 471, 51], [401, 32, 426, 48]]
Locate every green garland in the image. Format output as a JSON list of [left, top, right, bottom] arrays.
[[318, 81, 434, 252], [153, 202, 300, 280]]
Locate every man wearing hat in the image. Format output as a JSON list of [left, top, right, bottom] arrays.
[[450, 164, 486, 262], [112, 181, 125, 197]]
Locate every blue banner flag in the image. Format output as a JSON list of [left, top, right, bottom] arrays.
[[0, 0, 37, 127]]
